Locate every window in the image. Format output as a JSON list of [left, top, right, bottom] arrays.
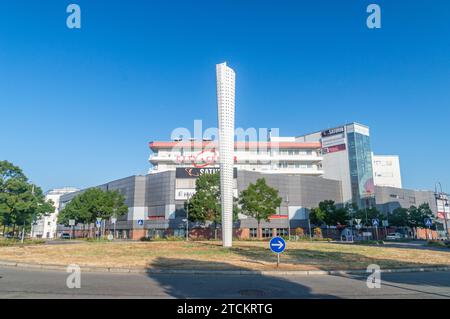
[[276, 228, 288, 237], [278, 162, 288, 168], [262, 228, 272, 238], [249, 228, 258, 238]]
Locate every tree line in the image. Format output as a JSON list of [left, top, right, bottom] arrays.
[[57, 187, 128, 236], [0, 161, 54, 238], [309, 199, 439, 229], [0, 160, 128, 239], [188, 173, 440, 239]]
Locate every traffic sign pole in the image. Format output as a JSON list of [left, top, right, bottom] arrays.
[[269, 236, 286, 267]]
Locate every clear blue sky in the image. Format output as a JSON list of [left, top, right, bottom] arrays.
[[1, 0, 449, 192]]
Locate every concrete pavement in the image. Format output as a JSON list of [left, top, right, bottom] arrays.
[[0, 267, 449, 299]]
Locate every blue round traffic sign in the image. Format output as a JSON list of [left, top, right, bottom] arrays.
[[137, 219, 144, 226], [424, 218, 432, 227], [269, 236, 286, 254], [372, 218, 379, 227]]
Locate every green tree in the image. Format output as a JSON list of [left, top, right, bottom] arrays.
[[186, 173, 221, 224], [58, 188, 128, 236], [355, 206, 383, 226], [239, 178, 282, 239], [407, 203, 434, 229], [185, 172, 239, 239], [309, 200, 349, 227], [388, 207, 409, 227], [309, 207, 326, 226], [0, 161, 54, 237]]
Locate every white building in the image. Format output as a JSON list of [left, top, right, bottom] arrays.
[[372, 154, 402, 188], [148, 140, 324, 176], [31, 187, 79, 239], [296, 123, 376, 208]]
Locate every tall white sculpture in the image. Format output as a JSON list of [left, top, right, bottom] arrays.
[[216, 62, 235, 248]]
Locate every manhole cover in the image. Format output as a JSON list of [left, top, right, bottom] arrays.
[[238, 289, 266, 297]]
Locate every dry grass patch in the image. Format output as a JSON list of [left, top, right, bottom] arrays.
[[0, 241, 449, 271]]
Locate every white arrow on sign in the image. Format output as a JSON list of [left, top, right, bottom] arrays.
[[271, 240, 284, 249], [355, 219, 362, 224]]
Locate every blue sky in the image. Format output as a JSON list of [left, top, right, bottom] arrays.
[[0, 0, 449, 192]]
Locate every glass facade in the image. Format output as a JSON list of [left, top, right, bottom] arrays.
[[347, 131, 375, 209]]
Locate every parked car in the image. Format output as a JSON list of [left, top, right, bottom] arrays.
[[60, 233, 71, 240], [386, 232, 402, 240]]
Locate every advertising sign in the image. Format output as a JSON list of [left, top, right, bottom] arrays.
[[175, 188, 196, 200], [322, 143, 346, 154], [175, 188, 238, 200], [321, 126, 346, 154], [436, 198, 450, 219], [176, 167, 238, 179], [321, 126, 345, 138]]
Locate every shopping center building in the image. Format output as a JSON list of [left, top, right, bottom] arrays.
[[53, 122, 447, 240]]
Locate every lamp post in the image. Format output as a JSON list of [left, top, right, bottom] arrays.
[[349, 205, 355, 242], [286, 194, 290, 240], [184, 194, 192, 241]]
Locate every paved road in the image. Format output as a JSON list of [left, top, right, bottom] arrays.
[[0, 267, 449, 299]]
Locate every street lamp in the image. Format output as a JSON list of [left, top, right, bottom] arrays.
[[286, 194, 290, 240], [349, 205, 355, 242], [183, 194, 192, 241]]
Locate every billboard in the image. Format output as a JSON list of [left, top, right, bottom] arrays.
[[322, 143, 346, 154], [321, 126, 345, 138], [175, 188, 238, 200], [321, 126, 346, 153], [176, 167, 238, 179]]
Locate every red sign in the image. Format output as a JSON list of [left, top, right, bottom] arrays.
[[269, 215, 288, 219], [176, 150, 237, 168], [322, 143, 346, 154]]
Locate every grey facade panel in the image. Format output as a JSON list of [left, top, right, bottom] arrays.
[[236, 171, 343, 209], [59, 170, 343, 230], [375, 186, 437, 214]]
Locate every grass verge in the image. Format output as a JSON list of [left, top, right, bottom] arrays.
[[0, 240, 449, 271]]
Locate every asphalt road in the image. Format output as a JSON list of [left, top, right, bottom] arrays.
[[0, 267, 449, 299]]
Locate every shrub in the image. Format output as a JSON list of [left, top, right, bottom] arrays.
[[295, 227, 305, 237], [427, 240, 449, 248], [313, 227, 322, 238]]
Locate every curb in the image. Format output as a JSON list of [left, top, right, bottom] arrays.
[[1, 260, 449, 276]]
